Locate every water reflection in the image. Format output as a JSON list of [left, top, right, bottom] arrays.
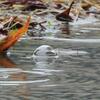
[[1, 42, 100, 99], [0, 54, 27, 83], [0, 53, 16, 68], [0, 53, 50, 85], [0, 54, 29, 99], [0, 53, 51, 100]]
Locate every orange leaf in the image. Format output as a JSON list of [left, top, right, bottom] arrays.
[[0, 16, 31, 53]]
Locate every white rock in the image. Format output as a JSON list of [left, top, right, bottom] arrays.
[[33, 45, 57, 57]]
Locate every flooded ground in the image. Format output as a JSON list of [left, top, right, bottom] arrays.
[[0, 19, 100, 100]]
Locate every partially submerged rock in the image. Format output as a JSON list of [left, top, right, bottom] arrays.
[[33, 45, 57, 57]]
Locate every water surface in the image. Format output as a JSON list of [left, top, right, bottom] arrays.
[[0, 20, 100, 100]]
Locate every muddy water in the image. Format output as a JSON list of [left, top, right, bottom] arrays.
[[0, 20, 100, 100]]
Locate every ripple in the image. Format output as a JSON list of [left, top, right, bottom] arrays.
[[0, 79, 49, 86], [0, 68, 52, 76], [29, 37, 100, 48], [83, 28, 100, 31], [0, 95, 20, 100], [33, 69, 63, 73]]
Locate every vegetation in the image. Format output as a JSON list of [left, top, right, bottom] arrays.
[[0, 0, 100, 52]]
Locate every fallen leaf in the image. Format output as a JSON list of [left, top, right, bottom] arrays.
[[0, 16, 30, 53]]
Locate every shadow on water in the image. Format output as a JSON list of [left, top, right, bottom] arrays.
[[0, 54, 16, 68]]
